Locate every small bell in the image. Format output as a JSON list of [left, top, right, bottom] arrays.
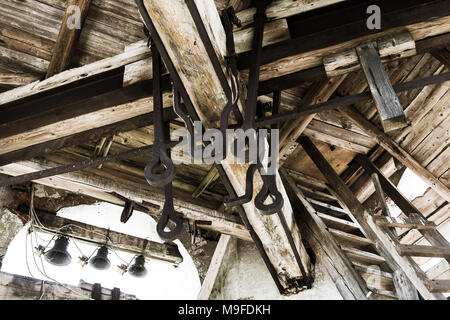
[[44, 236, 72, 266], [128, 255, 147, 278], [89, 246, 111, 270]]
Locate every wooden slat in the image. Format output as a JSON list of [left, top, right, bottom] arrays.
[[317, 213, 360, 233], [46, 0, 92, 78], [373, 216, 437, 230], [426, 280, 450, 293], [397, 245, 450, 258], [329, 228, 373, 249], [342, 246, 386, 265]]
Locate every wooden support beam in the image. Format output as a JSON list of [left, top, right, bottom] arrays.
[[0, 271, 136, 300], [339, 106, 450, 203], [373, 216, 437, 230], [197, 234, 232, 300], [397, 245, 450, 259], [0, 159, 252, 241], [46, 0, 92, 78], [281, 169, 371, 300], [34, 211, 183, 265], [426, 280, 450, 293], [137, 0, 311, 294], [192, 166, 220, 199], [356, 42, 408, 132], [299, 136, 446, 300], [0, 73, 40, 87]]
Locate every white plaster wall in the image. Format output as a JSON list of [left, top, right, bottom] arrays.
[[211, 238, 343, 300]]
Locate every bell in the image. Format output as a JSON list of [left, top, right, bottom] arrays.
[[89, 246, 111, 270], [128, 255, 147, 278], [44, 236, 72, 266]]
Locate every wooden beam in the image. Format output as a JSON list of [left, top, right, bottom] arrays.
[[299, 136, 446, 300], [35, 211, 183, 264], [373, 216, 437, 230], [356, 42, 408, 132], [0, 271, 136, 300], [0, 73, 40, 87], [0, 159, 252, 241], [339, 106, 450, 203], [138, 0, 311, 294], [281, 169, 371, 300], [46, 0, 92, 78], [397, 245, 450, 259], [197, 234, 232, 300]]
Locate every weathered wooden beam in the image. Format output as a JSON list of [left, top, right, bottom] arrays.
[[136, 0, 312, 294], [340, 106, 450, 203], [197, 234, 232, 300], [34, 211, 183, 264], [192, 166, 220, 199], [0, 159, 252, 241], [0, 271, 136, 300], [373, 216, 437, 231], [356, 42, 408, 132], [0, 73, 40, 87], [281, 169, 371, 300], [299, 136, 446, 300], [46, 0, 92, 78], [397, 245, 450, 259]]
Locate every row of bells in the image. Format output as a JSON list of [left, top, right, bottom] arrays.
[[43, 237, 147, 278]]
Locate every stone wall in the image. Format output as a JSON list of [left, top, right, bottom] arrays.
[[210, 238, 343, 300]]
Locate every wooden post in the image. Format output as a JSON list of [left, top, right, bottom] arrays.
[[356, 43, 408, 132], [197, 234, 232, 300], [46, 0, 92, 78]]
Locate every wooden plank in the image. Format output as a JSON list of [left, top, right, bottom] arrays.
[[397, 245, 450, 259], [35, 211, 183, 264], [317, 213, 360, 233], [340, 106, 450, 203], [0, 73, 41, 87], [329, 228, 373, 250], [307, 198, 349, 216], [0, 40, 149, 105], [46, 0, 92, 78], [426, 280, 450, 293], [373, 216, 437, 230], [299, 136, 446, 300], [0, 159, 252, 241], [0, 271, 136, 300], [343, 246, 386, 265], [356, 42, 408, 132], [139, 0, 311, 293], [197, 234, 232, 300]]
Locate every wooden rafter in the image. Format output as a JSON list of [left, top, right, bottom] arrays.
[[46, 0, 92, 78]]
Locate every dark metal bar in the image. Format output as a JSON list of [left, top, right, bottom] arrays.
[[256, 72, 450, 127], [184, 0, 243, 124], [0, 141, 179, 187]]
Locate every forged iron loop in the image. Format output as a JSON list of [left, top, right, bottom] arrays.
[[223, 163, 260, 207], [156, 183, 184, 242], [144, 40, 176, 187]]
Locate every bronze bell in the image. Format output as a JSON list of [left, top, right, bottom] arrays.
[[44, 236, 72, 266], [89, 246, 111, 270], [128, 255, 147, 278]]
